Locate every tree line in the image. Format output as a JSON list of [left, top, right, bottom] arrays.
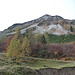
[[1, 27, 75, 62], [6, 28, 49, 62]]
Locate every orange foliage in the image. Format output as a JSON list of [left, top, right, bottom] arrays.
[[5, 36, 14, 52]]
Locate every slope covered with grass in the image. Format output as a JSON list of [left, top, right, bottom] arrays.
[[0, 53, 75, 69], [48, 34, 75, 43], [0, 53, 75, 75]]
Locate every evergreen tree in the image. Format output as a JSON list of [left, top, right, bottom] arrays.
[[26, 28, 37, 55], [41, 35, 47, 45], [44, 32, 49, 43], [26, 29, 36, 45], [35, 33, 47, 44], [70, 26, 73, 32]]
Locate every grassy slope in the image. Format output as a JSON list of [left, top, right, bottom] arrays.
[[25, 57, 75, 69], [0, 53, 75, 69], [48, 34, 75, 43], [0, 53, 75, 75]]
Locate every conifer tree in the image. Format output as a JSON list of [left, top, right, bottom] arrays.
[[41, 35, 47, 45], [6, 38, 22, 62], [35, 33, 42, 43], [35, 33, 47, 44], [6, 27, 23, 62], [26, 29, 36, 45], [22, 36, 31, 56], [14, 27, 21, 40], [44, 32, 49, 43], [70, 26, 73, 32]]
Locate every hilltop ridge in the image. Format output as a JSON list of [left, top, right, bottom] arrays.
[[1, 14, 75, 35]]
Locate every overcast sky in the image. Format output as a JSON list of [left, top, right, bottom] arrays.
[[0, 0, 75, 31]]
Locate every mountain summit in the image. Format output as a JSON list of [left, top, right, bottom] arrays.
[[2, 14, 75, 35]]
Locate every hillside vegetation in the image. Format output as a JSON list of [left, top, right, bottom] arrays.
[[48, 34, 75, 43], [0, 53, 75, 75], [0, 14, 75, 75]]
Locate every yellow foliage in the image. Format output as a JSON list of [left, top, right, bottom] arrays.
[[22, 36, 31, 56]]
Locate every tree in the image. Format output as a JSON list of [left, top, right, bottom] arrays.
[[41, 35, 47, 45], [14, 27, 21, 40], [6, 38, 22, 62], [70, 26, 73, 32], [22, 36, 31, 56], [6, 27, 23, 63], [35, 33, 42, 43], [26, 29, 37, 55], [26, 28, 36, 45], [5, 36, 14, 52], [35, 33, 47, 44], [44, 32, 49, 43]]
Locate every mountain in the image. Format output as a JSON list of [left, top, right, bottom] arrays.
[[1, 14, 75, 35]]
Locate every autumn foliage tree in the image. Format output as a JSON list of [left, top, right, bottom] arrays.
[[22, 36, 31, 56], [35, 33, 42, 43], [6, 27, 24, 62], [5, 36, 14, 52], [6, 26, 75, 61], [14, 27, 21, 40], [7, 38, 22, 62]]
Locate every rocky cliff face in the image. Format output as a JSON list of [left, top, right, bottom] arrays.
[[35, 67, 75, 75], [1, 14, 75, 35]]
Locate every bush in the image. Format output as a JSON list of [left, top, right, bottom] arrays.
[[45, 43, 75, 58], [31, 43, 43, 57], [39, 50, 46, 58]]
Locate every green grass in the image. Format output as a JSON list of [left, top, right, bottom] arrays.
[[0, 53, 75, 69], [25, 57, 75, 69], [0, 53, 75, 74]]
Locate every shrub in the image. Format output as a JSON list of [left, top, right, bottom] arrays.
[[44, 43, 75, 58], [39, 50, 46, 58], [54, 46, 63, 58], [31, 43, 43, 57]]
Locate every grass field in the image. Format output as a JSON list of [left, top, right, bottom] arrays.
[[0, 53, 75, 75], [24, 57, 75, 69], [0, 53, 75, 69]]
